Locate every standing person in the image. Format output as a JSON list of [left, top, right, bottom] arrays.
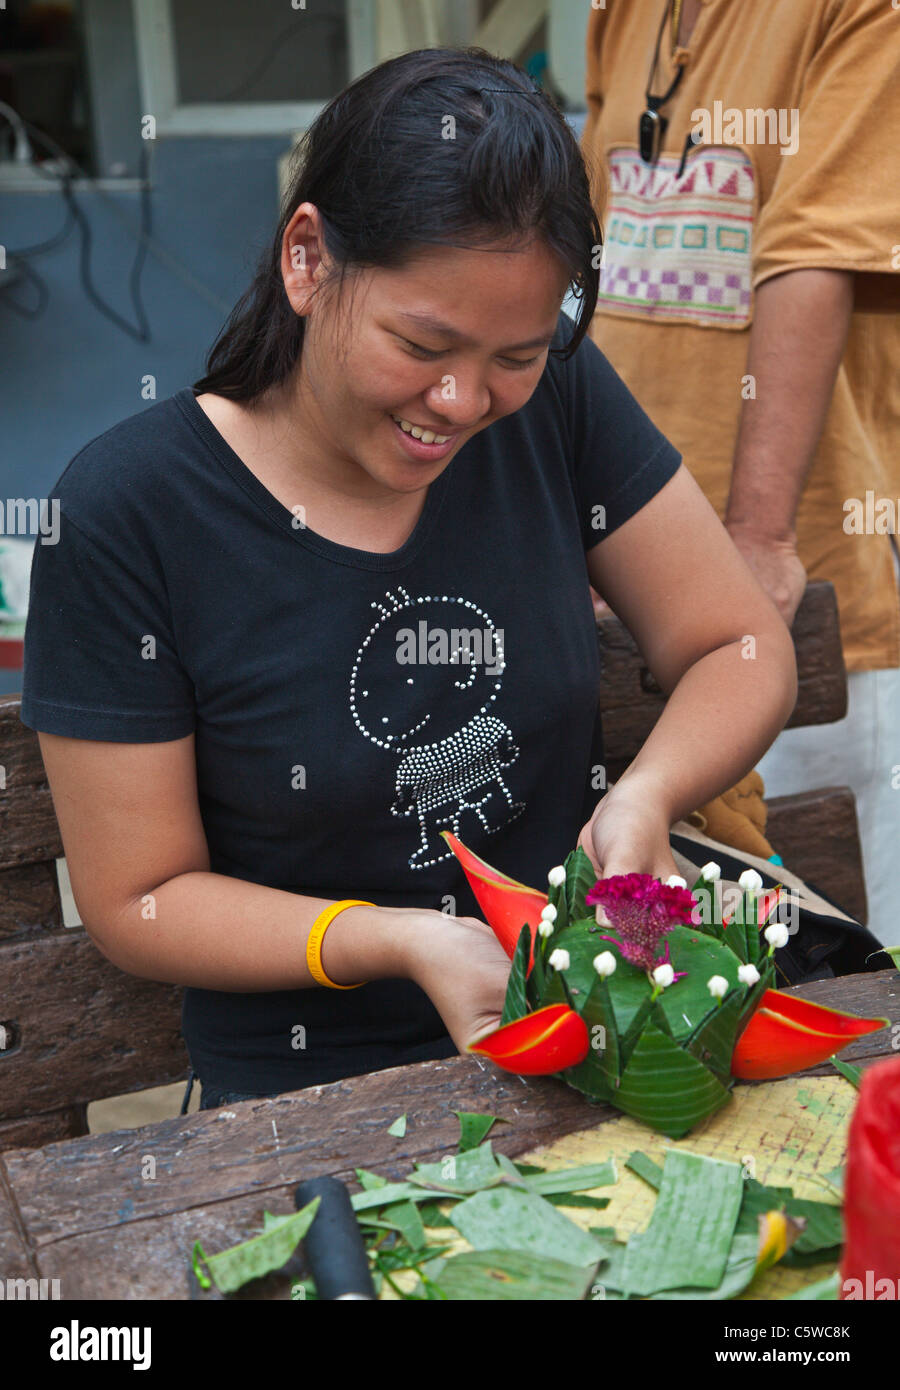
[[20, 48, 796, 1111], [582, 0, 900, 937]]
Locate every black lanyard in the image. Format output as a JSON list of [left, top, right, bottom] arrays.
[[639, 0, 687, 165]]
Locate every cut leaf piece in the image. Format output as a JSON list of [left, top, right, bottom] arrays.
[[453, 1111, 504, 1153], [785, 1271, 840, 1300], [469, 1003, 589, 1075], [380, 1199, 426, 1252], [521, 1160, 617, 1197], [192, 1197, 321, 1294], [409, 1141, 504, 1194], [624, 1152, 663, 1190], [387, 1113, 407, 1137], [441, 831, 547, 960], [620, 1151, 744, 1296], [650, 1233, 760, 1301], [449, 1185, 610, 1267], [732, 989, 887, 1080], [831, 1055, 862, 1089], [433, 1248, 600, 1301]]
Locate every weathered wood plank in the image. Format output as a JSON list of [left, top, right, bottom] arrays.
[[6, 1061, 602, 1248], [597, 581, 847, 780], [0, 931, 187, 1119], [0, 1168, 38, 1282], [766, 787, 868, 925], [0, 860, 62, 939], [33, 1192, 312, 1301], [0, 1106, 88, 1154], [0, 697, 64, 867]]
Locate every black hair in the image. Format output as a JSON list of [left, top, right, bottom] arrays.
[[193, 46, 602, 401]]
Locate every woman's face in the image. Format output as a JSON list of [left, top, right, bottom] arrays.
[[283, 209, 571, 496]]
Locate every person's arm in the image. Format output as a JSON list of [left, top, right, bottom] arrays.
[[36, 731, 511, 1050], [582, 462, 798, 880], [724, 267, 855, 625]]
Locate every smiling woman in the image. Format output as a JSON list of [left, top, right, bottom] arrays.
[[20, 45, 796, 1111]]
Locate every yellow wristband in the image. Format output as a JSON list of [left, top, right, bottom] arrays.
[[306, 899, 374, 989]]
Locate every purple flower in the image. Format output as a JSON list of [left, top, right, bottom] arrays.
[[586, 873, 697, 972]]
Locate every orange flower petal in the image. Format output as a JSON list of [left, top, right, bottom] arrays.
[[441, 831, 547, 961], [732, 989, 887, 1080], [469, 1004, 589, 1075]]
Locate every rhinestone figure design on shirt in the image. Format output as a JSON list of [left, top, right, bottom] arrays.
[[350, 587, 525, 868]]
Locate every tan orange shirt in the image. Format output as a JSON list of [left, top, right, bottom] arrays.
[[582, 0, 900, 671]]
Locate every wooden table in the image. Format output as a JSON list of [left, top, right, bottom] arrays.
[[1, 971, 897, 1300]]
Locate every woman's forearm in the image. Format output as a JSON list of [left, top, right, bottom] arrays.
[[95, 873, 413, 991], [613, 620, 798, 825]]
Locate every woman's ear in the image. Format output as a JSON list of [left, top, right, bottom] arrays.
[[281, 202, 328, 316]]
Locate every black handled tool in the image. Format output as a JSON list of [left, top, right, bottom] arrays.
[[294, 1175, 376, 1300]]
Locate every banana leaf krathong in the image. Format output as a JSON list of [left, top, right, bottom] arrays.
[[446, 837, 888, 1139]]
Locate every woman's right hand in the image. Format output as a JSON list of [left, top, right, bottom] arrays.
[[397, 909, 512, 1054]]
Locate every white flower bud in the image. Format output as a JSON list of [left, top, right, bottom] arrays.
[[739, 869, 764, 892], [666, 874, 687, 889], [548, 866, 566, 887], [707, 974, 729, 1000], [540, 903, 558, 922], [765, 923, 789, 950], [652, 963, 675, 988], [538, 919, 554, 939], [738, 963, 761, 986], [548, 948, 570, 972], [593, 951, 617, 978], [700, 861, 721, 882]]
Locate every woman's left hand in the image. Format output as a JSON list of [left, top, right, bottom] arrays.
[[577, 781, 681, 920]]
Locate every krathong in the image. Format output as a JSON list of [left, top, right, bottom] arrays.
[[443, 832, 887, 1138]]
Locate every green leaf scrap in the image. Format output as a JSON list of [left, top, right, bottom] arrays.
[[409, 1141, 505, 1194], [192, 1197, 321, 1294], [624, 1151, 663, 1190], [453, 1111, 504, 1153], [830, 1055, 862, 1089], [449, 1185, 610, 1268], [387, 1113, 407, 1137], [621, 1151, 744, 1296], [784, 1271, 840, 1300], [433, 1248, 600, 1301]]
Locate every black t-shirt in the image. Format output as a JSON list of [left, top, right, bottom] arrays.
[[20, 311, 681, 1093]]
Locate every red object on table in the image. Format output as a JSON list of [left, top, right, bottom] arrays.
[[840, 1055, 900, 1299], [0, 637, 23, 670], [469, 1003, 590, 1075], [731, 988, 887, 1080]]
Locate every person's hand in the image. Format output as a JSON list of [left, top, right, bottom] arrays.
[[725, 522, 807, 628], [577, 781, 681, 924], [590, 585, 613, 622], [399, 909, 512, 1053]]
